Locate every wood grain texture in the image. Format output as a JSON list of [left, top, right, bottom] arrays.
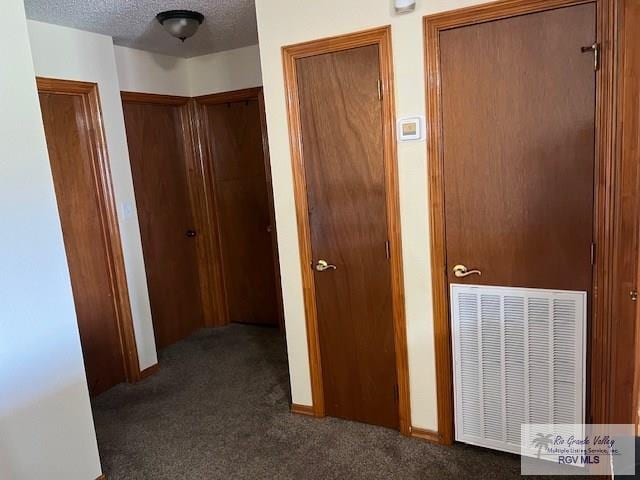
[[297, 44, 397, 429], [282, 27, 411, 434], [138, 363, 160, 380], [441, 4, 596, 291], [410, 427, 442, 444], [182, 100, 223, 327], [197, 97, 279, 326], [424, 0, 617, 445], [258, 89, 286, 331], [586, 0, 617, 427], [122, 95, 204, 349], [121, 91, 189, 106], [37, 78, 140, 395], [290, 403, 315, 416], [195, 87, 262, 105], [609, 0, 640, 426]]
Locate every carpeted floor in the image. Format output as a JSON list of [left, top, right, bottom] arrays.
[[92, 324, 527, 479]]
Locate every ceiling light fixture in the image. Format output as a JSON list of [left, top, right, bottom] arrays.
[[156, 10, 204, 42]]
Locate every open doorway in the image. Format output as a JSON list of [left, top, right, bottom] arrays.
[[121, 88, 285, 348]]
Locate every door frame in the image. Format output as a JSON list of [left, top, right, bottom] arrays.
[[424, 0, 619, 445], [121, 91, 223, 329], [38, 78, 141, 382], [193, 87, 286, 330], [282, 26, 412, 435]]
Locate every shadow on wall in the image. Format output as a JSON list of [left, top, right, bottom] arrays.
[[0, 380, 100, 478]]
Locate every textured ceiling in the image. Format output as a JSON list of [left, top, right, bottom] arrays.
[[23, 0, 258, 58]]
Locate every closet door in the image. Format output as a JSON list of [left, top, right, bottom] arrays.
[[438, 3, 596, 451], [199, 96, 280, 326], [122, 95, 203, 349]]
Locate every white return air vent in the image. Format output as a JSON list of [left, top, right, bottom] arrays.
[[451, 284, 586, 455]]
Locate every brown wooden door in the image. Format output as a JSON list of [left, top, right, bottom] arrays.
[[610, 0, 640, 425], [122, 100, 203, 349], [296, 45, 398, 429], [440, 4, 596, 292], [39, 91, 125, 396], [202, 99, 279, 326]]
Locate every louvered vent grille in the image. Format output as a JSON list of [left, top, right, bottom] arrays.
[[451, 285, 585, 455]]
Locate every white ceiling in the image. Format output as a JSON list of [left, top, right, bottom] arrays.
[[23, 0, 259, 58]]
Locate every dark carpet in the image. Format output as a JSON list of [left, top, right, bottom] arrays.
[[92, 324, 527, 479]]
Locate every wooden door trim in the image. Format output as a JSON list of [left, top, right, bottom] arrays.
[[121, 91, 222, 328], [37, 77, 141, 382], [120, 91, 189, 105], [194, 87, 262, 105], [282, 26, 412, 435], [424, 0, 618, 445], [257, 88, 286, 331]]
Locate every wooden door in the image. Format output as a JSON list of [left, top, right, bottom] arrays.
[[441, 4, 596, 292], [122, 99, 203, 349], [202, 98, 279, 326], [39, 89, 126, 396], [296, 45, 398, 429], [610, 0, 640, 426]]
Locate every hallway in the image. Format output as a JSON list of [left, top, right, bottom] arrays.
[[92, 325, 524, 479]]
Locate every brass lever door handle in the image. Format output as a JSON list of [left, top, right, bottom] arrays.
[[315, 259, 337, 272], [452, 264, 482, 278]]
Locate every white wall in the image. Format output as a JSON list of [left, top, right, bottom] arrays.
[[27, 20, 158, 371], [113, 44, 262, 97], [186, 44, 262, 97], [0, 2, 102, 479], [114, 45, 191, 97], [255, 0, 485, 431]]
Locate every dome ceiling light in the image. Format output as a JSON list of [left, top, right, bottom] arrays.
[[156, 10, 205, 42]]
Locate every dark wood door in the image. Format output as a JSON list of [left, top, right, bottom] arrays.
[[39, 91, 125, 396], [296, 45, 398, 429], [440, 4, 596, 292], [203, 99, 279, 325], [609, 0, 640, 425], [122, 101, 203, 349]]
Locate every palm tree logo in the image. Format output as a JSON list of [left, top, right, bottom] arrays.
[[532, 433, 554, 459]]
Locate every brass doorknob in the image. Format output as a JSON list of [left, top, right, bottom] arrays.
[[315, 259, 337, 272], [452, 264, 481, 278]]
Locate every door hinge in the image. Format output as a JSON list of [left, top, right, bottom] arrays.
[[591, 242, 596, 265], [581, 42, 600, 71], [377, 79, 383, 101], [385, 240, 390, 260]]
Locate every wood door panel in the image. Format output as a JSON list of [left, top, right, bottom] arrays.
[[440, 4, 596, 292], [122, 101, 203, 349], [296, 45, 399, 429], [204, 99, 279, 325], [39, 92, 125, 396], [610, 0, 640, 425]]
